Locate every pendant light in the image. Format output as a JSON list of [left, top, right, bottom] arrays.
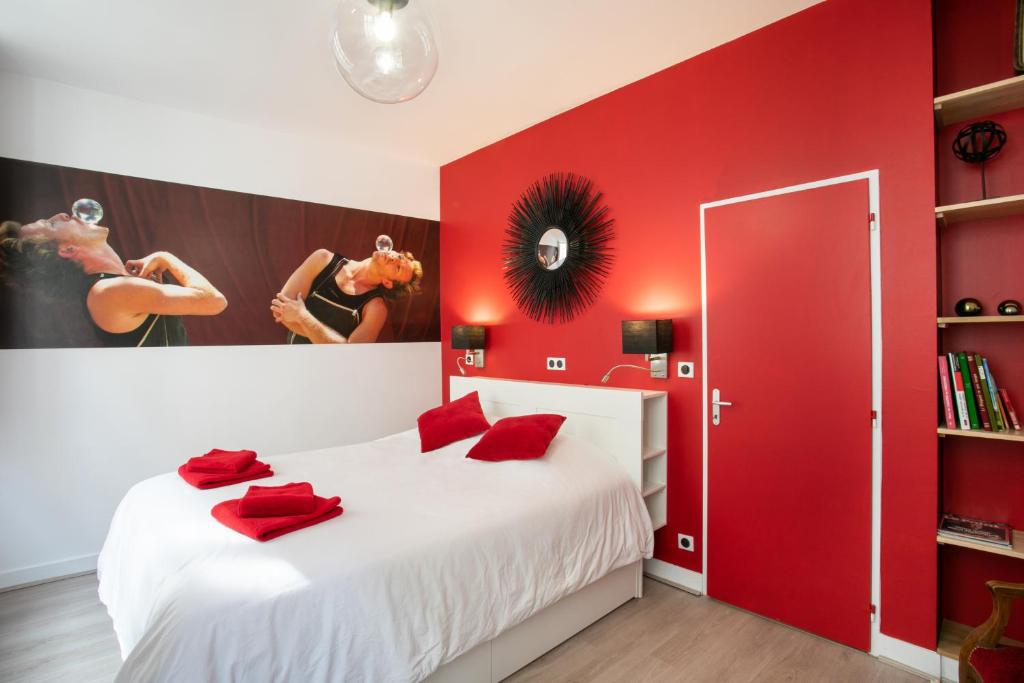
[[330, 0, 438, 104]]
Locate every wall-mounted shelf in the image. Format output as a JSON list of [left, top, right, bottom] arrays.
[[937, 315, 1024, 327], [642, 447, 667, 461], [938, 427, 1024, 443], [936, 529, 1024, 561], [934, 74, 1024, 127], [936, 193, 1024, 227], [937, 619, 1024, 659]]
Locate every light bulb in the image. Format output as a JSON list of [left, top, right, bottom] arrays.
[[331, 0, 438, 104], [371, 12, 396, 42]]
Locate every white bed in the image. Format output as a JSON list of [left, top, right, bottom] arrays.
[[97, 378, 655, 682]]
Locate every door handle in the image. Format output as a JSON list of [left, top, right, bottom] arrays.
[[712, 388, 732, 426]]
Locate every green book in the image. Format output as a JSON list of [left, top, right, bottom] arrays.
[[975, 355, 1000, 431], [957, 352, 980, 430], [982, 357, 1006, 432]]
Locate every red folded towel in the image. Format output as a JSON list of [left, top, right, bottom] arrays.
[[212, 495, 342, 541], [185, 448, 258, 473], [237, 482, 316, 518], [178, 461, 273, 489]]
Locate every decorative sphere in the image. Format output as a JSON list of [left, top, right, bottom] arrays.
[[954, 298, 983, 317], [375, 234, 393, 252], [952, 121, 1007, 165], [998, 299, 1022, 316], [330, 0, 438, 104], [72, 198, 103, 225]]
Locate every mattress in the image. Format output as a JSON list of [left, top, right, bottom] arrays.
[[97, 428, 653, 682]]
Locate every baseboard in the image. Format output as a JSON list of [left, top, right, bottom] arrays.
[[643, 558, 703, 595], [0, 553, 98, 592], [874, 632, 941, 680], [939, 655, 959, 682]]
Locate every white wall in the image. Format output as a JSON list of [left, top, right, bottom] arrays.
[[0, 73, 442, 588]]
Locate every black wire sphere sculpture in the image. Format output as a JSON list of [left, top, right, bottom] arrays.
[[952, 121, 1007, 199], [503, 173, 615, 324]]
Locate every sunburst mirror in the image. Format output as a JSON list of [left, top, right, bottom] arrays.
[[503, 173, 615, 324]]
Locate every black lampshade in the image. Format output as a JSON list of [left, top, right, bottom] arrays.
[[621, 320, 672, 354], [451, 325, 486, 350]]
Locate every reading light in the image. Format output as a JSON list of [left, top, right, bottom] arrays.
[[601, 319, 672, 383], [451, 325, 486, 375]]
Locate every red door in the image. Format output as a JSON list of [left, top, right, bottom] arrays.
[[705, 180, 873, 651]]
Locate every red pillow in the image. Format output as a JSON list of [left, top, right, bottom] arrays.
[[417, 391, 491, 452], [466, 414, 566, 462]]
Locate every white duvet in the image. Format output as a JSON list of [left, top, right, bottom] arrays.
[[97, 429, 653, 683]]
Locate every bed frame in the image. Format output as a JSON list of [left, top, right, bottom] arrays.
[[427, 376, 658, 682]]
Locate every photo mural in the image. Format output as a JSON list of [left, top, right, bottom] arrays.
[[0, 157, 440, 348]]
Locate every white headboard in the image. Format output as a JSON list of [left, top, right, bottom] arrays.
[[449, 376, 666, 496]]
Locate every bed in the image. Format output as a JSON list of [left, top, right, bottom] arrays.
[[97, 377, 656, 682]]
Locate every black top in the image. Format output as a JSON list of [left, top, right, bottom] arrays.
[[287, 254, 385, 344], [84, 273, 188, 347]]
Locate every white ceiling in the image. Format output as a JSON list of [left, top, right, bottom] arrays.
[[0, 0, 821, 166]]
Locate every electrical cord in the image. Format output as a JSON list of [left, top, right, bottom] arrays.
[[600, 363, 649, 383]]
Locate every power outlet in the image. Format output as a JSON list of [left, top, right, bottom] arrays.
[[546, 357, 566, 371], [677, 533, 694, 552], [677, 361, 695, 378], [465, 352, 475, 367]]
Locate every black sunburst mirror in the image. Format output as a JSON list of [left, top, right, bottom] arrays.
[[503, 173, 615, 324]]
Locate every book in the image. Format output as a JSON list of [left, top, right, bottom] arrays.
[[1001, 388, 1023, 431], [938, 513, 1012, 548], [967, 354, 992, 430], [957, 352, 980, 430], [949, 353, 971, 430], [980, 358, 1005, 432], [938, 356, 956, 429]]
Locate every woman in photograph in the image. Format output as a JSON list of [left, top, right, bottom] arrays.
[[272, 247, 423, 344], [0, 213, 227, 348]]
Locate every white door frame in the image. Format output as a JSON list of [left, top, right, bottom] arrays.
[[699, 170, 883, 654]]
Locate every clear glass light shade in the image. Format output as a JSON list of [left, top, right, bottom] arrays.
[[331, 0, 438, 104]]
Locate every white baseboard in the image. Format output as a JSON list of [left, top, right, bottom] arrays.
[[643, 558, 703, 595], [874, 632, 941, 680], [0, 553, 98, 592], [939, 655, 959, 682]]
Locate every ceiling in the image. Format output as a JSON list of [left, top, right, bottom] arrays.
[[0, 0, 821, 166]]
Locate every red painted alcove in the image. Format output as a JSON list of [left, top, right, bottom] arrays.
[[441, 0, 938, 648], [934, 0, 1024, 641]]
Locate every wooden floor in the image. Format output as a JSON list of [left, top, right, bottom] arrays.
[[0, 574, 925, 682]]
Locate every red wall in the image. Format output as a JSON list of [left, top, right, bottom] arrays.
[[440, 0, 938, 647]]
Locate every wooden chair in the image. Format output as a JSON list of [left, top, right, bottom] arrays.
[[960, 580, 1024, 683]]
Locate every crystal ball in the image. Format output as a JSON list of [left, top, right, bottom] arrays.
[[376, 234, 394, 252], [72, 198, 104, 225]]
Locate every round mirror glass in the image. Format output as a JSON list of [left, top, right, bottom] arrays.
[[537, 227, 569, 270]]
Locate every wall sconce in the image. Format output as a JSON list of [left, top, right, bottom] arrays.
[[452, 325, 486, 375], [601, 319, 672, 383]]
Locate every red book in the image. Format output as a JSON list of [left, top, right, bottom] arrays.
[[1000, 389, 1022, 431], [965, 354, 992, 431], [937, 356, 956, 429]]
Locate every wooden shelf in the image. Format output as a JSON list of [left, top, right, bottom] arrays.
[[934, 74, 1024, 127], [936, 193, 1024, 226], [642, 447, 667, 461], [938, 315, 1024, 327], [937, 529, 1024, 560], [642, 482, 666, 498], [938, 427, 1024, 442], [937, 618, 1024, 659]]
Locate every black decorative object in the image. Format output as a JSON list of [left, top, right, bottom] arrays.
[[1016, 0, 1024, 73], [998, 299, 1022, 316], [621, 320, 673, 355], [503, 173, 615, 324], [955, 298, 984, 317], [952, 121, 1007, 199], [451, 325, 486, 349]]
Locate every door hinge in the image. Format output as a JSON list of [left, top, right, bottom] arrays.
[[871, 409, 878, 427], [870, 603, 877, 622], [868, 212, 878, 231]]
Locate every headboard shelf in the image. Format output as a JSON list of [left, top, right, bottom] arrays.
[[450, 376, 668, 531]]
